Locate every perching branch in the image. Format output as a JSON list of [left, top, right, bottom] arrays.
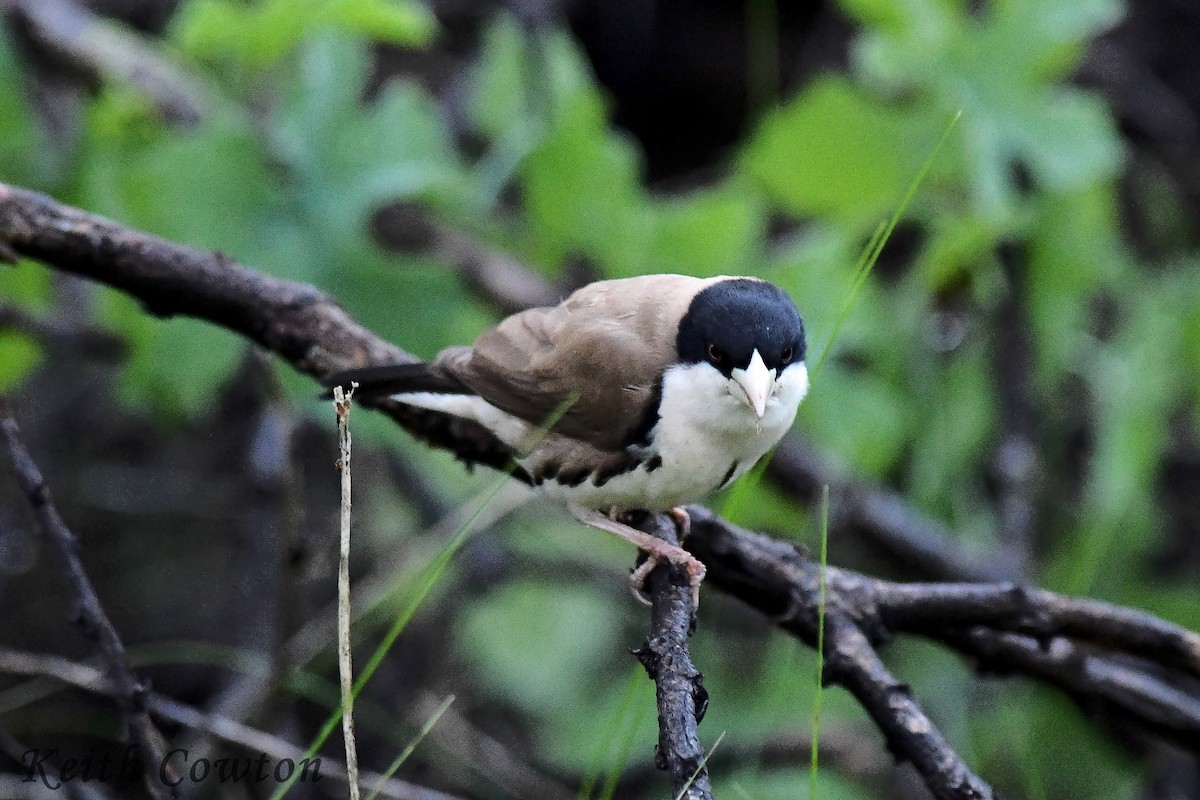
[[5, 183, 1200, 795], [0, 399, 176, 800], [634, 513, 713, 800]]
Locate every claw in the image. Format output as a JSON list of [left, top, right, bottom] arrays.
[[667, 506, 691, 539]]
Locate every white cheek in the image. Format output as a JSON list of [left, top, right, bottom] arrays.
[[775, 362, 809, 405]]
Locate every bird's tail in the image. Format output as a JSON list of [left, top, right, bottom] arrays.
[[321, 361, 467, 400]]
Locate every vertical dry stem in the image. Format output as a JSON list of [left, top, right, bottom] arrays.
[[334, 385, 361, 800]]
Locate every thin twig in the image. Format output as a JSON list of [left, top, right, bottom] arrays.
[[10, 0, 211, 124], [0, 648, 466, 800], [0, 300, 125, 358], [334, 384, 361, 800], [991, 242, 1040, 576], [0, 399, 176, 800], [633, 513, 713, 800]]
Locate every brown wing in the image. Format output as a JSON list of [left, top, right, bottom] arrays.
[[435, 274, 720, 452]]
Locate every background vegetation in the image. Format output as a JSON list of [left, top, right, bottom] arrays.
[[2, 0, 1199, 798]]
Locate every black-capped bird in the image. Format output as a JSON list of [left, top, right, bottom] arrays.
[[328, 274, 808, 604]]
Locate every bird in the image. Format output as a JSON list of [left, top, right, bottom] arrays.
[[327, 274, 808, 605]]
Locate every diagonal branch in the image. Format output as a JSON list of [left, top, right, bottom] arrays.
[[683, 507, 1200, 755], [0, 399, 176, 800], [0, 181, 515, 473]]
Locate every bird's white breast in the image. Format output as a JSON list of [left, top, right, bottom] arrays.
[[393, 361, 808, 512], [553, 361, 807, 510]]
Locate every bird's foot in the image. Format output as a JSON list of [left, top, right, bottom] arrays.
[[629, 546, 704, 608], [667, 506, 691, 539], [570, 505, 705, 609]]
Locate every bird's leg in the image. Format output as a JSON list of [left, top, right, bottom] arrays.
[[569, 504, 706, 608]]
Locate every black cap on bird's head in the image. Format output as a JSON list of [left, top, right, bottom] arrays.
[[676, 278, 806, 373], [675, 278, 806, 419]]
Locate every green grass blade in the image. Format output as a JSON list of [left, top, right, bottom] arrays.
[[268, 473, 510, 800], [597, 678, 652, 800], [810, 109, 963, 381], [364, 694, 456, 800], [808, 484, 830, 799], [271, 396, 576, 800], [673, 730, 726, 800], [579, 664, 644, 800], [723, 111, 962, 521]]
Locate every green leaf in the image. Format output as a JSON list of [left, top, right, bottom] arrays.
[[0, 334, 42, 391], [103, 294, 243, 419], [324, 0, 437, 47], [173, 0, 435, 71], [741, 77, 911, 218], [1026, 183, 1126, 379], [522, 94, 651, 274], [800, 366, 909, 477], [648, 188, 765, 276], [0, 262, 54, 392], [844, 0, 1124, 216], [469, 15, 531, 139], [0, 260, 53, 310], [326, 81, 463, 218], [906, 342, 997, 519], [275, 35, 464, 240], [456, 580, 622, 716], [0, 27, 52, 187], [173, 0, 306, 69]]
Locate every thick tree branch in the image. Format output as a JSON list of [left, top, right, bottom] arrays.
[[683, 507, 1200, 756], [0, 182, 516, 473]]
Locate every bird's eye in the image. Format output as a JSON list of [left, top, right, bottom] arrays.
[[781, 346, 794, 364], [707, 343, 724, 364]]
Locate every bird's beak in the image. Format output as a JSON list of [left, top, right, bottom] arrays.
[[731, 349, 775, 419]]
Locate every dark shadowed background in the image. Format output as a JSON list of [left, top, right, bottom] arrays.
[[1, 0, 1199, 798]]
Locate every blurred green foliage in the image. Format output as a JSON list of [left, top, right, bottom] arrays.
[[2, 0, 1199, 797]]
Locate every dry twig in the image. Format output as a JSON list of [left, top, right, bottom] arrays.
[[334, 385, 362, 800], [0, 399, 176, 800], [0, 647, 464, 800]]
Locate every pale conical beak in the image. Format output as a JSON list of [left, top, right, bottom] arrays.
[[731, 349, 775, 419]]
